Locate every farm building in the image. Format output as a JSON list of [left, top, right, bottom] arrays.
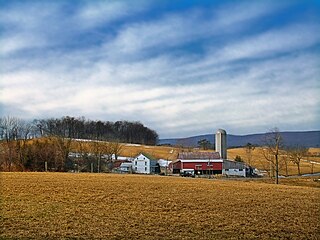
[[132, 153, 160, 174], [171, 129, 247, 177], [172, 152, 223, 175], [222, 160, 246, 177], [172, 152, 247, 177], [119, 162, 133, 173]]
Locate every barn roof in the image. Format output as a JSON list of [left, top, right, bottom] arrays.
[[178, 152, 220, 160]]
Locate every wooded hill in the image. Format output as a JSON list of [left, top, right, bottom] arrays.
[[160, 131, 320, 148]]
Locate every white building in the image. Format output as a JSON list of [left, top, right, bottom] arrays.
[[222, 160, 246, 177], [119, 162, 132, 173], [132, 153, 160, 174]]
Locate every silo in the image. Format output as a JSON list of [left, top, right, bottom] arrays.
[[215, 129, 227, 159]]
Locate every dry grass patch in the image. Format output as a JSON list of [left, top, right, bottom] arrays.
[[1, 172, 319, 239], [228, 147, 320, 175]]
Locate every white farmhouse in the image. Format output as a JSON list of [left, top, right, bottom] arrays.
[[132, 153, 160, 174]]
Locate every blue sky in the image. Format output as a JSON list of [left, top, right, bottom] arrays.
[[0, 0, 319, 138]]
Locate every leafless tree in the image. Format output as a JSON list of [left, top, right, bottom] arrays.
[[279, 154, 290, 177], [245, 142, 255, 166], [287, 146, 308, 175], [0, 116, 23, 171], [261, 128, 282, 184], [48, 135, 72, 171], [110, 141, 123, 161]]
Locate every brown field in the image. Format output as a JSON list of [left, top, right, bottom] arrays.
[[1, 172, 319, 239], [117, 143, 181, 161]]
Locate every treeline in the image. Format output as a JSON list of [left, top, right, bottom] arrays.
[[0, 116, 158, 172], [35, 116, 158, 145]]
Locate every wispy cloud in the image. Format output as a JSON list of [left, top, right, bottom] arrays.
[[75, 0, 149, 29], [0, 0, 319, 137], [217, 23, 320, 61]]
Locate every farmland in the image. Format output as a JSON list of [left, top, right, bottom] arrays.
[[227, 147, 320, 176], [72, 140, 320, 176], [106, 143, 320, 176], [1, 172, 319, 239]]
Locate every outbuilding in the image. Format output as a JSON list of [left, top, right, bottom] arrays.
[[119, 162, 133, 173]]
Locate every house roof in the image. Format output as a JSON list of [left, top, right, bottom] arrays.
[[120, 162, 132, 167], [136, 152, 158, 161], [113, 160, 130, 168], [178, 152, 220, 160]]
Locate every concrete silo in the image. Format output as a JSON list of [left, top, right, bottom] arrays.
[[215, 129, 227, 159]]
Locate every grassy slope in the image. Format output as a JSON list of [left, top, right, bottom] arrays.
[[227, 147, 320, 176], [25, 138, 320, 175], [116, 143, 320, 175], [1, 172, 319, 239]]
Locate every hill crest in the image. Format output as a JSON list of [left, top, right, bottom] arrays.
[[159, 131, 320, 148]]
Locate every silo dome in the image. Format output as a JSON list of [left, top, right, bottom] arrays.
[[216, 129, 226, 134], [215, 129, 227, 159]]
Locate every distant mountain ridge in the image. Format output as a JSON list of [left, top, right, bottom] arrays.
[[159, 131, 320, 148]]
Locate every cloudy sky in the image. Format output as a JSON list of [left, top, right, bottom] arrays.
[[1, 0, 319, 138]]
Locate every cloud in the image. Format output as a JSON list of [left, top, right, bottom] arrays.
[[0, 0, 319, 138], [217, 23, 320, 61], [0, 2, 65, 55], [74, 0, 149, 29], [213, 0, 288, 28]]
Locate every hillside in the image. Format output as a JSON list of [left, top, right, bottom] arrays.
[[159, 131, 320, 148], [118, 144, 320, 176]]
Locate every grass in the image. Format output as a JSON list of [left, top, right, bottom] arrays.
[[32, 138, 320, 175], [1, 172, 319, 239], [227, 147, 320, 176], [116, 144, 320, 176]]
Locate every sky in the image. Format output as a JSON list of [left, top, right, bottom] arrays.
[[0, 0, 319, 138]]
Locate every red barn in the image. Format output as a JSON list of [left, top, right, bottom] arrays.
[[172, 152, 223, 175]]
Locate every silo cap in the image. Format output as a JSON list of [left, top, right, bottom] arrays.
[[216, 129, 227, 134]]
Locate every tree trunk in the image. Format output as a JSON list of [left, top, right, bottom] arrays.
[[275, 154, 279, 184]]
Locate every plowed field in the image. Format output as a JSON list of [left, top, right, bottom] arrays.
[[1, 173, 319, 239]]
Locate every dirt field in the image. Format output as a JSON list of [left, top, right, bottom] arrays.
[[1, 172, 319, 239]]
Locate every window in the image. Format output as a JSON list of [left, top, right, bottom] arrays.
[[225, 169, 229, 171], [135, 167, 137, 171], [145, 162, 147, 166], [145, 167, 147, 171], [239, 169, 243, 171], [135, 161, 137, 165]]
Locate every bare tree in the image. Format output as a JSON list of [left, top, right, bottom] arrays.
[[110, 141, 123, 161], [245, 142, 255, 166], [90, 141, 107, 173], [0, 116, 22, 171], [261, 128, 282, 184], [48, 136, 72, 171], [279, 154, 290, 177], [15, 120, 33, 170], [287, 146, 308, 175], [76, 140, 90, 172]]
